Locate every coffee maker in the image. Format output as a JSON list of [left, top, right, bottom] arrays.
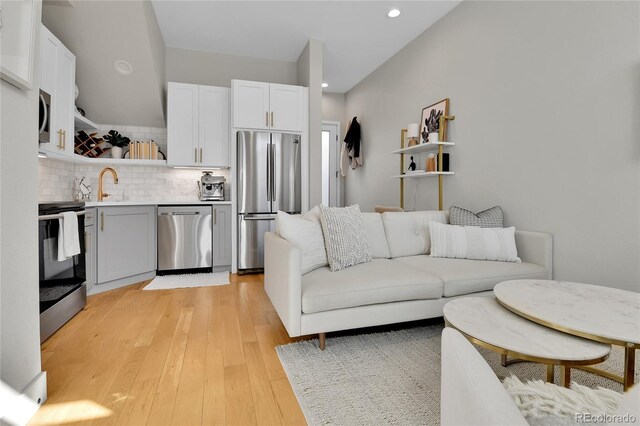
[[198, 171, 225, 201]]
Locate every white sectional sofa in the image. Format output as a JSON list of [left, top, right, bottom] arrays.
[[265, 210, 553, 346]]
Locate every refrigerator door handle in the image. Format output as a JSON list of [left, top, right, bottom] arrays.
[[266, 140, 271, 201], [243, 215, 277, 221], [271, 143, 276, 202]]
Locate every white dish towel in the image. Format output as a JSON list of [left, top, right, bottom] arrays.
[[57, 211, 80, 261]]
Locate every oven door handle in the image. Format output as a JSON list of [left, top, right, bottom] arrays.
[[39, 93, 48, 134], [38, 211, 86, 221]]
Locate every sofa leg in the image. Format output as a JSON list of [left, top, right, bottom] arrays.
[[319, 332, 326, 350]]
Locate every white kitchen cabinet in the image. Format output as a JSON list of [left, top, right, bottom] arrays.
[[232, 80, 270, 130], [199, 86, 230, 167], [269, 83, 305, 132], [167, 82, 230, 167], [232, 80, 305, 132], [96, 206, 156, 285], [39, 25, 76, 158], [213, 205, 231, 269]]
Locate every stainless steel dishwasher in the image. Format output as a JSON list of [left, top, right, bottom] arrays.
[[157, 205, 212, 274]]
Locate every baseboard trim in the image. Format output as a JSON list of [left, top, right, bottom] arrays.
[[1, 371, 47, 425], [23, 371, 47, 406], [88, 270, 156, 295]]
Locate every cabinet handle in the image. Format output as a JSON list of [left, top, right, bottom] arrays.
[[271, 111, 274, 127], [214, 208, 217, 225], [266, 111, 269, 127], [194, 148, 198, 163], [200, 148, 203, 163], [57, 130, 63, 149], [62, 130, 66, 149], [100, 212, 104, 232]]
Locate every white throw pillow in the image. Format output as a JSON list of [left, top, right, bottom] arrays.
[[429, 221, 521, 262], [276, 207, 328, 274], [319, 204, 372, 272]]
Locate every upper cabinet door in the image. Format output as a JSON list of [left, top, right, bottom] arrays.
[[56, 45, 76, 157], [39, 26, 57, 100], [232, 80, 270, 130], [167, 82, 199, 166], [199, 86, 230, 167], [269, 84, 304, 132]]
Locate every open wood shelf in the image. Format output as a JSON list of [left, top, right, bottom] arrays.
[[391, 141, 454, 155], [392, 171, 454, 179]]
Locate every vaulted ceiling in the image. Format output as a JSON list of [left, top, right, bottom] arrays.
[[152, 1, 461, 93]]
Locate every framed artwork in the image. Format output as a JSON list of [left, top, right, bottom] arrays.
[[1, 0, 40, 90], [420, 98, 449, 144]]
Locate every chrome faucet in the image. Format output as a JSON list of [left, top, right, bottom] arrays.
[[98, 167, 119, 201]]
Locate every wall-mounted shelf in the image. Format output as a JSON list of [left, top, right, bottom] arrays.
[[74, 111, 99, 131], [73, 155, 167, 167], [392, 141, 455, 155], [392, 171, 455, 179]]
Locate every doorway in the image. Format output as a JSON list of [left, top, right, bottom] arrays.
[[321, 121, 342, 207]]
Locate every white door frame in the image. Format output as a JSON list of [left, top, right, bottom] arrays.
[[322, 121, 342, 207]]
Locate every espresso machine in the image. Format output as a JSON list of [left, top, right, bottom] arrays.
[[198, 171, 225, 201]]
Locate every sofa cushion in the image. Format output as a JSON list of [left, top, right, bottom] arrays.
[[361, 213, 391, 259], [393, 256, 547, 297], [381, 211, 448, 258], [449, 205, 503, 228], [319, 204, 372, 272], [301, 259, 443, 314], [429, 222, 521, 262]]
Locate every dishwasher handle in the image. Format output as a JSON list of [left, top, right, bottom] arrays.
[[159, 212, 205, 216]]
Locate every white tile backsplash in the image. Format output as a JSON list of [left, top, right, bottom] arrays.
[[38, 124, 230, 203]]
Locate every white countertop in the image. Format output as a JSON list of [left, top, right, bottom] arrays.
[[85, 200, 232, 207]]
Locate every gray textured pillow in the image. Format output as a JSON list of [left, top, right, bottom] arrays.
[[319, 204, 372, 272], [449, 205, 503, 228]]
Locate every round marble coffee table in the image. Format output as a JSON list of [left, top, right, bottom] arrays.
[[494, 280, 640, 390], [443, 297, 611, 387]]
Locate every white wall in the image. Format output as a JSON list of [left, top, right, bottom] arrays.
[[344, 1, 640, 292], [322, 92, 346, 135], [42, 1, 166, 127], [0, 8, 44, 396], [166, 47, 297, 87], [297, 39, 323, 208]]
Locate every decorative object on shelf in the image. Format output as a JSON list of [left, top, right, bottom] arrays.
[[407, 123, 419, 147], [74, 177, 91, 201], [421, 98, 449, 144], [74, 131, 107, 158], [408, 156, 417, 171], [428, 132, 439, 143], [440, 153, 450, 172], [426, 153, 436, 172], [103, 130, 131, 159], [127, 140, 159, 160], [123, 146, 166, 160]]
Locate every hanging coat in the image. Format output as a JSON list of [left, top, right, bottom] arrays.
[[341, 117, 363, 176]]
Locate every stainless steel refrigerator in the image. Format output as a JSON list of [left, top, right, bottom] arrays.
[[237, 130, 301, 272]]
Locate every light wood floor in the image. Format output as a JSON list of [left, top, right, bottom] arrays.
[[30, 274, 309, 425]]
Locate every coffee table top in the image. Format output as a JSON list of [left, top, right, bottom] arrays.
[[444, 297, 611, 364], [494, 280, 640, 347]]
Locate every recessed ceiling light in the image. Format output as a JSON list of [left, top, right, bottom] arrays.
[[114, 59, 133, 75], [387, 9, 401, 18], [322, 82, 328, 88]]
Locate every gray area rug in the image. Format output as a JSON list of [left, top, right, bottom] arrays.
[[276, 324, 639, 426]]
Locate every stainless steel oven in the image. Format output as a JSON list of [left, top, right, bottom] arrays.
[[38, 202, 87, 342], [39, 89, 51, 144]]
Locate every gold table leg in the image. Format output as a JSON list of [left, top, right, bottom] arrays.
[[561, 366, 571, 388], [624, 346, 635, 391], [546, 364, 555, 383], [501, 353, 508, 367]]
